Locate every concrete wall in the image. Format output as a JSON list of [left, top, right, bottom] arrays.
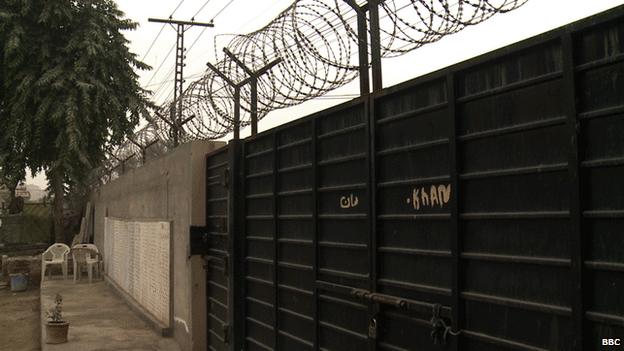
[[90, 140, 225, 351]]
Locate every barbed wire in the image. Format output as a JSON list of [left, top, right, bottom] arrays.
[[167, 0, 528, 140], [102, 0, 527, 185]]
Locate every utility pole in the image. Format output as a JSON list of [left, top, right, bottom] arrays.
[[148, 17, 214, 146]]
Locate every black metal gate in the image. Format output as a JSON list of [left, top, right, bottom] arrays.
[[194, 146, 232, 350], [194, 6, 624, 351]]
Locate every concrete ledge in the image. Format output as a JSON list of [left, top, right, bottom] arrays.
[[104, 275, 172, 337]]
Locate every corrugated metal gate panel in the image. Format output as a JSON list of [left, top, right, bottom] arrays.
[[316, 104, 371, 351], [243, 133, 276, 351], [275, 120, 315, 350], [373, 77, 453, 351], [241, 103, 373, 351], [205, 146, 231, 351], [576, 17, 624, 348], [198, 6, 624, 351], [455, 39, 573, 351]]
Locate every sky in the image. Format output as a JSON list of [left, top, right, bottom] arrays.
[[26, 0, 624, 187]]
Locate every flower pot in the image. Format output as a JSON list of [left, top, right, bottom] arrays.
[[10, 273, 27, 292], [45, 321, 69, 344]]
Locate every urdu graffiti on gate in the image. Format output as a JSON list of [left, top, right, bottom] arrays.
[[340, 193, 359, 209], [407, 184, 451, 210]]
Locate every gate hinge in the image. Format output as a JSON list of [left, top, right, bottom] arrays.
[[222, 254, 229, 276], [189, 226, 210, 257], [223, 323, 230, 344], [202, 254, 229, 275], [222, 168, 230, 188]]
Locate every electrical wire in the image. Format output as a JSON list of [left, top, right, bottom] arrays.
[[110, 0, 529, 175], [167, 0, 528, 140]]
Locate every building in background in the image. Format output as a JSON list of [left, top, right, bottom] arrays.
[[24, 184, 46, 203]]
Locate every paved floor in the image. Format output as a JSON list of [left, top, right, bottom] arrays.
[[40, 278, 180, 351], [0, 284, 40, 351]]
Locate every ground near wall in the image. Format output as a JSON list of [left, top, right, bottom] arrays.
[[0, 285, 41, 351]]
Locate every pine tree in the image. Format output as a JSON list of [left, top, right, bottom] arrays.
[[0, 0, 151, 242]]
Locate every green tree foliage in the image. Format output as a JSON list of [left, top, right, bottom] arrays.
[[0, 0, 150, 241]]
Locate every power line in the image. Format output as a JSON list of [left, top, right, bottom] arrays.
[[192, 0, 213, 20], [211, 0, 235, 22], [144, 42, 176, 87], [141, 25, 166, 61], [170, 0, 185, 17], [151, 0, 237, 104], [144, 72, 205, 88], [173, 0, 528, 141]]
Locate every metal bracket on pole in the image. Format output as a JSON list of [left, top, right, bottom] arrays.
[[106, 151, 125, 174], [223, 48, 282, 136], [153, 109, 195, 147], [369, 0, 383, 92], [127, 137, 147, 163], [344, 0, 384, 95], [345, 0, 370, 96], [206, 62, 253, 141]]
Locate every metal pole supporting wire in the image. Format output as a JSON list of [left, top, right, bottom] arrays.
[[107, 0, 528, 179], [160, 0, 528, 141]]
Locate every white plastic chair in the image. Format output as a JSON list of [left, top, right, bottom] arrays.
[[71, 246, 100, 283], [41, 243, 70, 281], [73, 243, 99, 253], [72, 243, 103, 277]]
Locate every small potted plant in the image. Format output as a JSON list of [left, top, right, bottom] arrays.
[[45, 294, 69, 344]]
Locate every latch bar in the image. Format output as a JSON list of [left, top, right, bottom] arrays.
[[350, 288, 452, 318]]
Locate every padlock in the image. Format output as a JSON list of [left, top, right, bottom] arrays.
[[368, 317, 378, 339]]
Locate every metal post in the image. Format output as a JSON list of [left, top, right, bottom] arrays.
[[271, 132, 279, 350], [369, 0, 383, 92], [208, 54, 280, 139], [127, 137, 146, 163], [365, 96, 377, 351], [154, 109, 194, 147], [562, 32, 584, 351], [250, 77, 258, 135], [233, 87, 241, 140], [222, 48, 281, 136], [447, 72, 462, 350], [311, 117, 319, 350], [232, 140, 246, 351], [206, 62, 243, 140], [345, 1, 370, 95]]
